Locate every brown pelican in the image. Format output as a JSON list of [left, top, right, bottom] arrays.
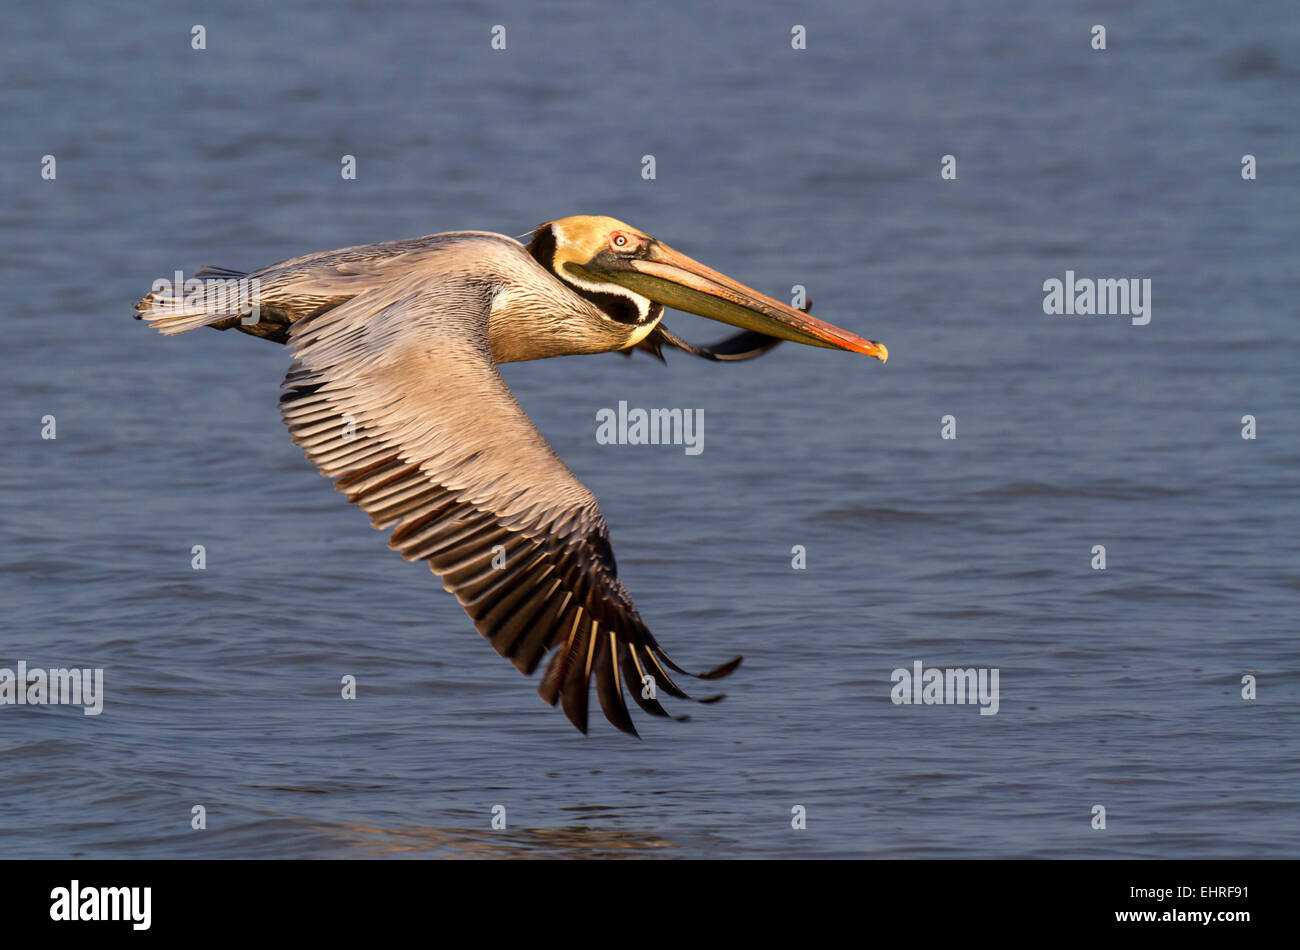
[[134, 216, 887, 735]]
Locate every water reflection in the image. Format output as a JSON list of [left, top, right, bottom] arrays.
[[316, 820, 679, 859]]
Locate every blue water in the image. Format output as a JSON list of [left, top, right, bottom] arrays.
[[1, 0, 1297, 858]]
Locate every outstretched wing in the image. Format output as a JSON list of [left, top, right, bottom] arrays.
[[622, 300, 817, 362], [627, 325, 785, 362], [279, 274, 740, 735]]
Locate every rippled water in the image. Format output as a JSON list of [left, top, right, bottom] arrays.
[[2, 0, 1297, 858]]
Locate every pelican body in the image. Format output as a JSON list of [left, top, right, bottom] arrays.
[[135, 216, 886, 736]]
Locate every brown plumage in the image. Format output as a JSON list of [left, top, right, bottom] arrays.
[[135, 216, 886, 735]]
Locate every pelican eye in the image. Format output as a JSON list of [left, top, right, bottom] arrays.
[[608, 231, 640, 253]]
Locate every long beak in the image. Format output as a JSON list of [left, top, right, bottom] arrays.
[[577, 242, 887, 362]]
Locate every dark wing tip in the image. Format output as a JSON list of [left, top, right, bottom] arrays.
[[652, 325, 783, 362], [624, 333, 667, 363], [698, 655, 743, 680]]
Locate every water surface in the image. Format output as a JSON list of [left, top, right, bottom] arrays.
[[1, 0, 1297, 858]]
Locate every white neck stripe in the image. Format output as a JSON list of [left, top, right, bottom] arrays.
[[557, 266, 652, 323]]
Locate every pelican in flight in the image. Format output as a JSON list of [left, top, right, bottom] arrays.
[[135, 216, 887, 735]]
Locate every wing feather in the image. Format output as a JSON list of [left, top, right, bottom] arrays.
[[279, 275, 739, 734]]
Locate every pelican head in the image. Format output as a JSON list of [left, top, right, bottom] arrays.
[[528, 215, 887, 361]]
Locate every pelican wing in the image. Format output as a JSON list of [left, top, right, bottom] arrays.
[[279, 276, 740, 735], [629, 325, 785, 362], [624, 299, 818, 362]]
